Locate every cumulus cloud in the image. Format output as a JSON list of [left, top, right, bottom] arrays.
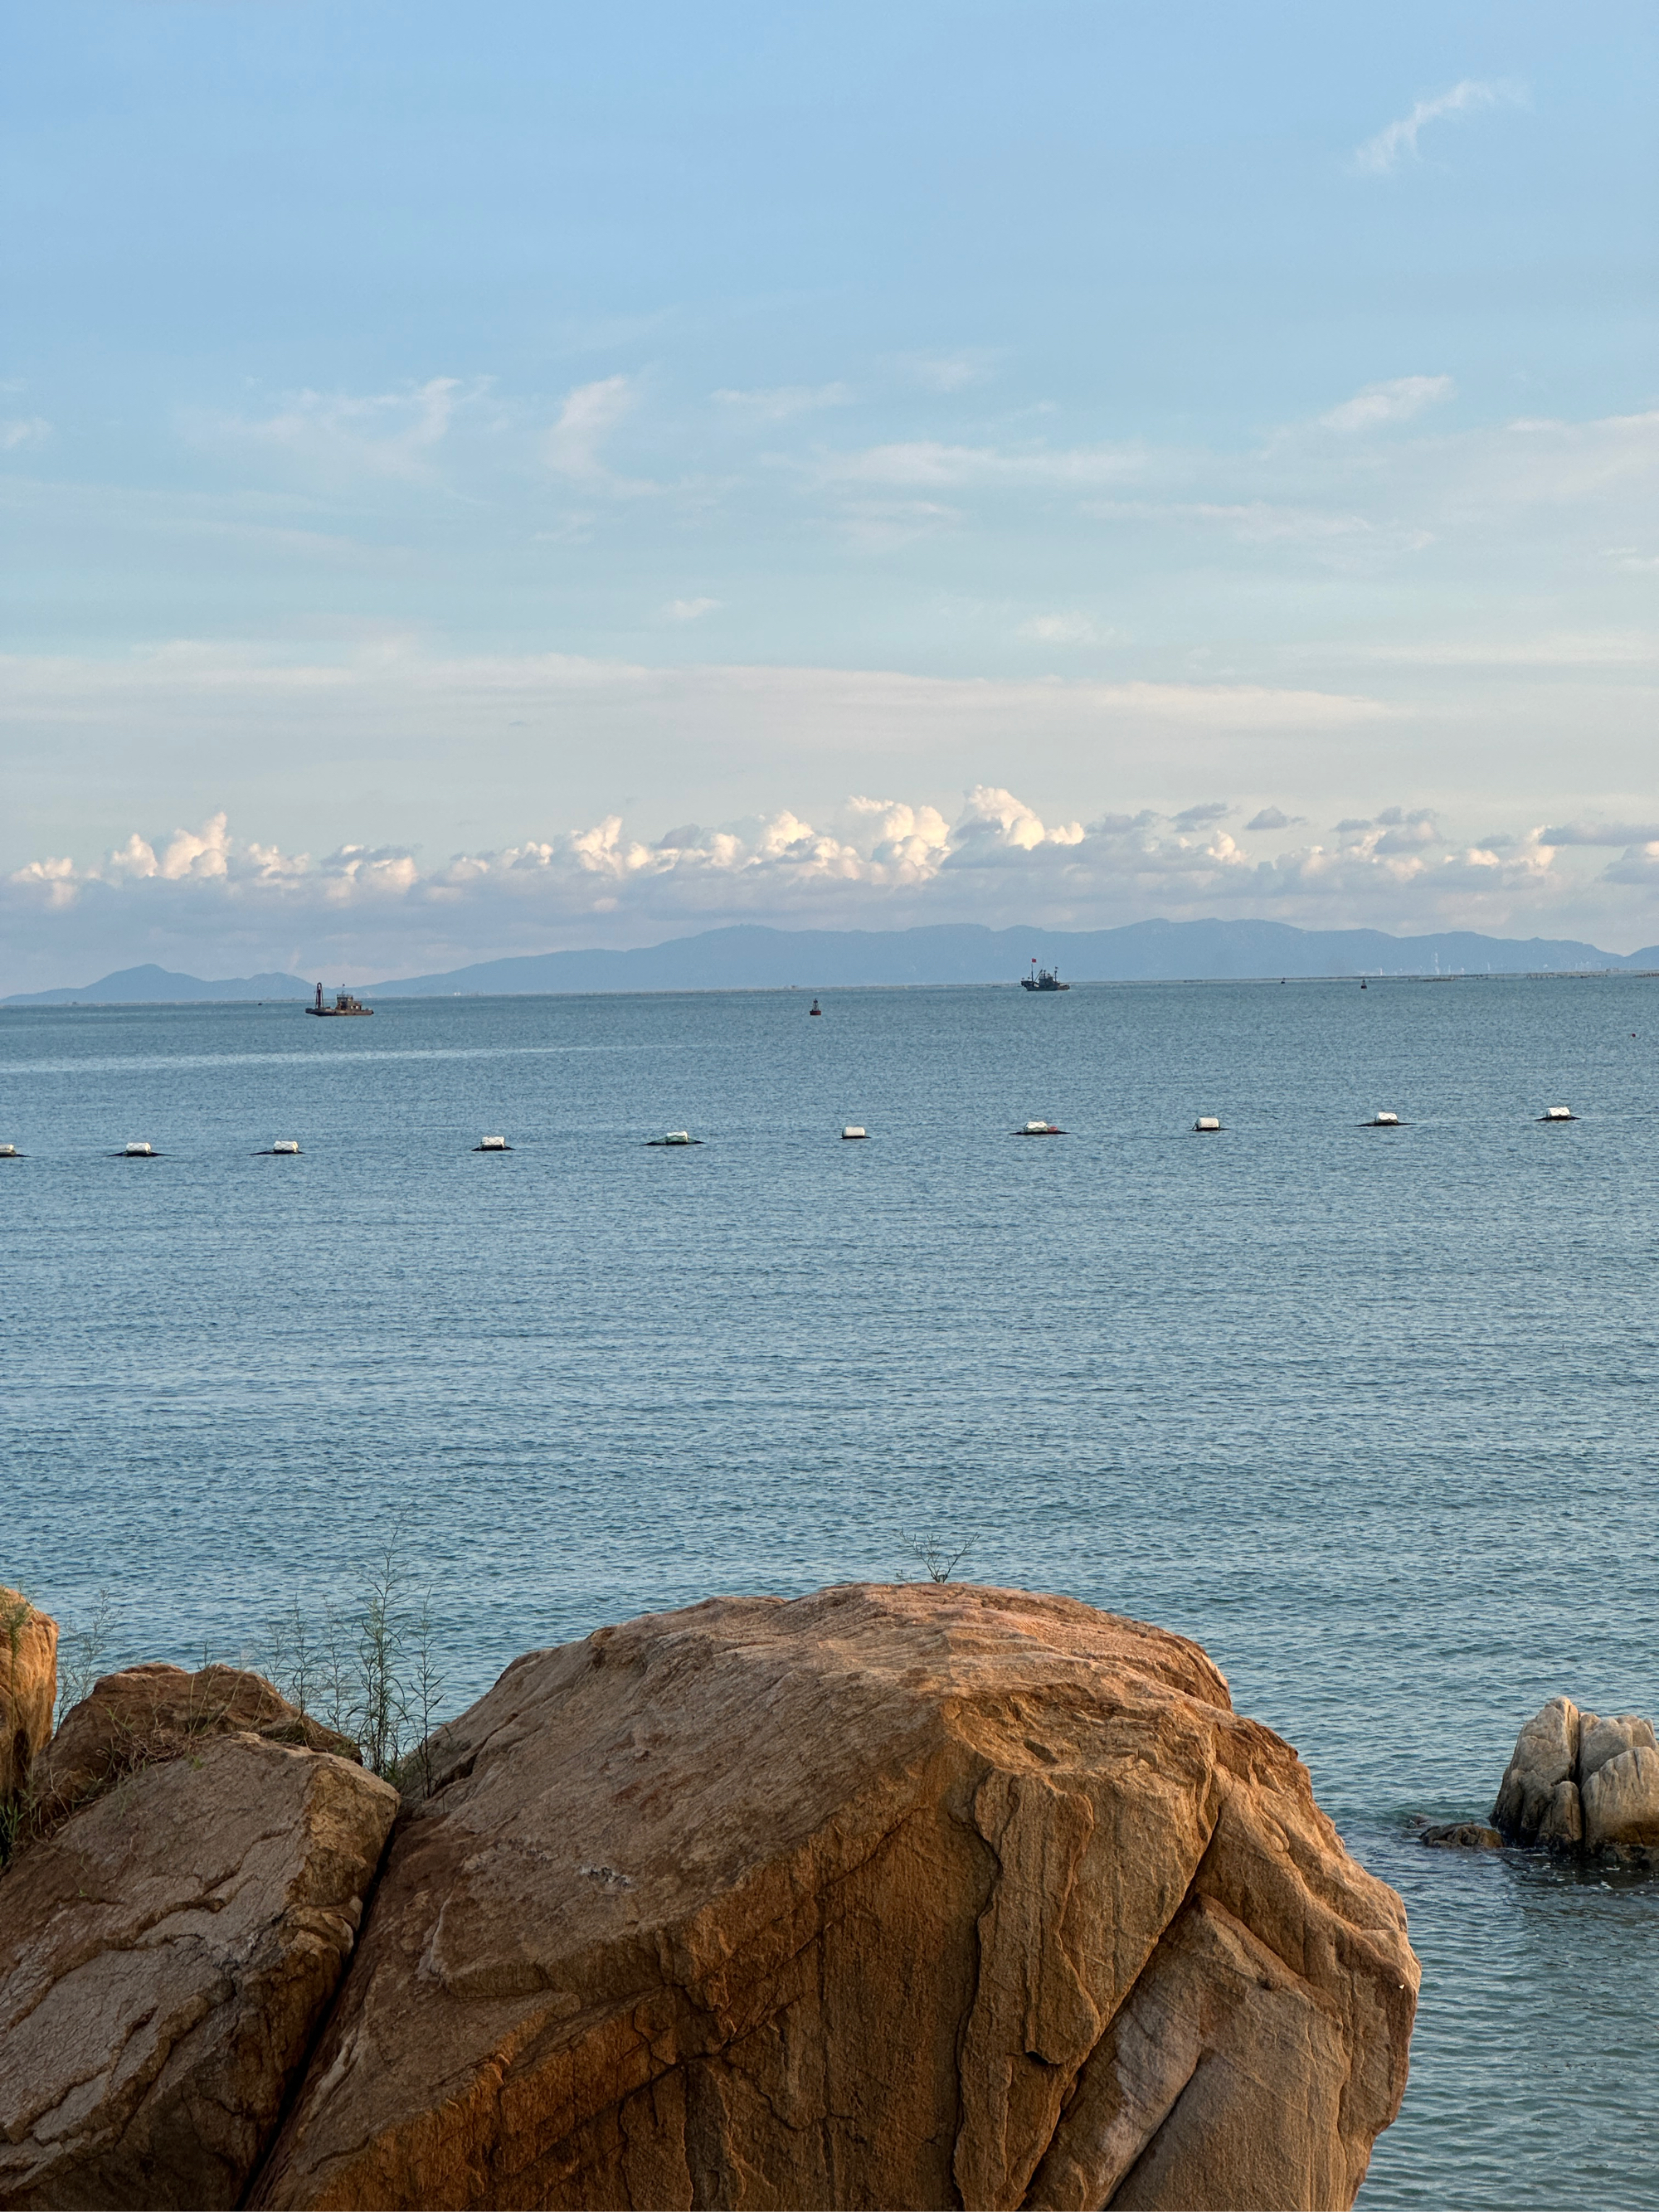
[[1352, 80, 1525, 177], [1245, 806, 1303, 832], [15, 788, 1627, 987], [1320, 376, 1454, 434]]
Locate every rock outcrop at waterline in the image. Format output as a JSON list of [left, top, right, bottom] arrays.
[[0, 1590, 1418, 2211], [0, 1665, 398, 2211], [1491, 1695, 1659, 1861], [254, 1585, 1417, 2212], [0, 1588, 57, 1806]]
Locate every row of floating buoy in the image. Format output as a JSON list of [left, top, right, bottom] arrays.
[[0, 1106, 1586, 1159]]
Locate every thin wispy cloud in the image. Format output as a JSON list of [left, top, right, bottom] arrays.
[[1019, 612, 1099, 644], [898, 352, 995, 393], [0, 416, 51, 452], [201, 377, 473, 480], [713, 383, 851, 421], [1540, 819, 1659, 847], [1320, 376, 1453, 433], [663, 597, 720, 622], [542, 374, 649, 489], [1353, 80, 1525, 177], [821, 440, 1143, 489]]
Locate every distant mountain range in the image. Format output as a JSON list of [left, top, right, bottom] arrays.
[[3, 963, 312, 1006], [7, 921, 1659, 1006]]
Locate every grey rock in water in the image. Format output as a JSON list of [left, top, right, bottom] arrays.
[[1582, 1745, 1659, 1854], [1491, 1697, 1659, 1865], [1579, 1713, 1657, 1787], [1491, 1697, 1581, 1845]]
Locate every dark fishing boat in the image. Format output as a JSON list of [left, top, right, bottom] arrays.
[[1020, 960, 1070, 993], [306, 984, 373, 1017]]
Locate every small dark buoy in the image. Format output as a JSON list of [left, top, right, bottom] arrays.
[[809, 998, 822, 1016], [1360, 980, 1368, 990]]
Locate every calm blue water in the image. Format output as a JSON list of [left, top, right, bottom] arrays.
[[4, 977, 1658, 2207]]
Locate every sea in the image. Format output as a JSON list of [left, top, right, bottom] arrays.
[[4, 975, 1657, 2207]]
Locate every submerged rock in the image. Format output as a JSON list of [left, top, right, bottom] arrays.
[[0, 1666, 397, 2210], [1418, 1821, 1503, 1850], [252, 1583, 1417, 2212], [0, 1589, 57, 1812]]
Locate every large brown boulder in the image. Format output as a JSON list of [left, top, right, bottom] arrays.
[[252, 1584, 1417, 2211], [0, 1591, 57, 1811], [0, 1667, 398, 2210]]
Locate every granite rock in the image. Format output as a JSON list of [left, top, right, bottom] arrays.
[[251, 1582, 1417, 2212], [0, 1592, 57, 1812], [28, 1660, 359, 1845], [1578, 1714, 1657, 1789], [1491, 1697, 1581, 1845], [1581, 1744, 1659, 1854], [0, 1719, 397, 2210]]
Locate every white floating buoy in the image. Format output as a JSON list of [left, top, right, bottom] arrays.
[[1368, 1111, 1402, 1127], [841, 1125, 868, 1140], [474, 1135, 510, 1150], [272, 1140, 300, 1155], [124, 1140, 155, 1157], [1194, 1116, 1221, 1133], [1542, 1105, 1576, 1121]]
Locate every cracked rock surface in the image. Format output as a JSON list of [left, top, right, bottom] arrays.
[[251, 1584, 1417, 2211], [0, 1672, 398, 2210]]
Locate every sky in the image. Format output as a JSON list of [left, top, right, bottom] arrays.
[[2, 1, 1657, 985]]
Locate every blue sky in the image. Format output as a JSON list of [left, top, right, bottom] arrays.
[[3, 2, 1656, 982]]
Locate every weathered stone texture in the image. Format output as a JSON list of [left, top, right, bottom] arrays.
[[0, 1673, 397, 2211], [0, 1591, 57, 1808], [1491, 1698, 1659, 1860], [250, 1583, 1417, 2212]]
